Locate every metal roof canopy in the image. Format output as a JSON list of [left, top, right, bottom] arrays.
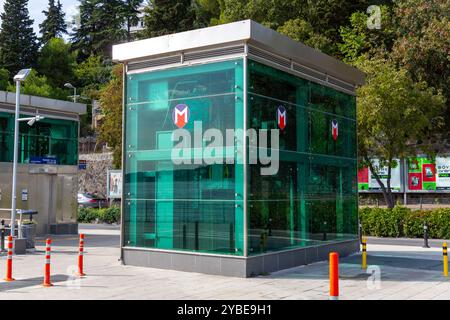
[[0, 90, 87, 118], [112, 20, 365, 92]]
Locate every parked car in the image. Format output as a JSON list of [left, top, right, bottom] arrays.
[[78, 193, 108, 208]]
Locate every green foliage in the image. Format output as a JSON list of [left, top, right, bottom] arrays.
[[0, 68, 10, 91], [74, 55, 112, 100], [39, 0, 67, 45], [0, 0, 39, 76], [140, 0, 196, 38], [360, 206, 450, 239], [37, 38, 76, 88], [6, 69, 67, 100], [391, 0, 450, 130], [98, 64, 123, 168], [277, 18, 334, 55], [71, 0, 127, 60], [357, 57, 446, 208], [338, 6, 396, 63], [77, 207, 121, 224]]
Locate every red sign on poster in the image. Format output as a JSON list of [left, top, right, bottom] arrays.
[[408, 172, 422, 191], [422, 163, 436, 182], [358, 168, 369, 183]]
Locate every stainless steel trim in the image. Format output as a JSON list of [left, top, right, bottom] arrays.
[[120, 62, 127, 263], [123, 246, 247, 259], [243, 43, 249, 258]]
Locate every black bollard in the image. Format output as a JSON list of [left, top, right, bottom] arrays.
[[323, 221, 328, 241], [423, 222, 430, 248], [182, 224, 187, 249], [195, 221, 199, 251]]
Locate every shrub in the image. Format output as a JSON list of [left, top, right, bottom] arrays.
[[360, 206, 450, 239], [77, 206, 121, 224]]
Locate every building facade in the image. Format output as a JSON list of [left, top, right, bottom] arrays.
[[0, 91, 86, 235], [113, 20, 365, 277]]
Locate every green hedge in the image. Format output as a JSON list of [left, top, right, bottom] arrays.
[[360, 206, 450, 238], [78, 207, 121, 224]]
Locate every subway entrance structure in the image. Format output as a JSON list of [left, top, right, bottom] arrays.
[[113, 20, 365, 277]]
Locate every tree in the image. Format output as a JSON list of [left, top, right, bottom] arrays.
[[391, 0, 450, 130], [357, 57, 446, 208], [338, 6, 396, 63], [0, 68, 10, 91], [140, 0, 196, 38], [6, 69, 67, 100], [0, 0, 39, 76], [98, 64, 123, 168], [121, 0, 143, 41], [40, 0, 67, 45], [71, 0, 127, 60], [37, 38, 76, 88], [74, 54, 112, 100], [277, 18, 334, 55]]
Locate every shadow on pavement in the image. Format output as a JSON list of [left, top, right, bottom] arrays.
[[0, 274, 69, 292], [266, 253, 447, 282]]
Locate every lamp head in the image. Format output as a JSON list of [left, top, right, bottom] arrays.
[[64, 83, 75, 89], [14, 69, 32, 82], [27, 115, 44, 126]]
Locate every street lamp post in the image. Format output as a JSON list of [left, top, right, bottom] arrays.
[[64, 83, 78, 103], [10, 69, 32, 239]]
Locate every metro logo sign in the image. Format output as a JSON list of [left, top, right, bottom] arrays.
[[173, 104, 190, 129], [332, 119, 339, 141], [277, 106, 287, 130]]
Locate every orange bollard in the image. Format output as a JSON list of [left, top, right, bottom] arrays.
[[77, 234, 86, 277], [4, 236, 14, 281], [42, 238, 53, 287], [329, 252, 339, 300]]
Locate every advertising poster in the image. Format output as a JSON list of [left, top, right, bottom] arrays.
[[107, 170, 123, 199], [357, 160, 401, 192], [368, 160, 401, 192], [358, 168, 369, 191], [436, 157, 450, 190], [408, 157, 436, 191]]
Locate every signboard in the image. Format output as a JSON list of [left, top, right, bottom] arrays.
[[107, 170, 122, 199], [79, 160, 87, 170], [407, 157, 436, 191], [30, 156, 58, 165], [358, 159, 401, 192], [436, 157, 450, 190], [358, 156, 450, 193], [368, 159, 402, 192]]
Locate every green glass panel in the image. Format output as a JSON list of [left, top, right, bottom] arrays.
[[124, 59, 244, 256], [0, 112, 78, 165], [247, 59, 358, 255]]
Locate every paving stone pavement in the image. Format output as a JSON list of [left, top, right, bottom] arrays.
[[0, 226, 449, 300]]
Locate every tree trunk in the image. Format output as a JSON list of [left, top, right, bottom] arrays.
[[366, 158, 395, 209]]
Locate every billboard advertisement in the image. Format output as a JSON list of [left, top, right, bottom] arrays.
[[358, 156, 450, 193], [436, 157, 450, 190], [407, 157, 436, 191], [358, 160, 401, 192], [107, 170, 122, 199]]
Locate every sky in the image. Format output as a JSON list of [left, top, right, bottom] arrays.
[[0, 0, 80, 36]]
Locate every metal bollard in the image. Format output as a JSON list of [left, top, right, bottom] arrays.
[[443, 242, 448, 277], [0, 220, 5, 252], [423, 223, 430, 248], [362, 237, 367, 269], [329, 252, 339, 300]]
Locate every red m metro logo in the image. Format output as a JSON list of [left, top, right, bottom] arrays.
[[332, 119, 339, 141], [277, 106, 287, 130], [173, 104, 190, 129]]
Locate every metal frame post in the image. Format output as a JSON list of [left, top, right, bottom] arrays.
[[10, 80, 21, 239]]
